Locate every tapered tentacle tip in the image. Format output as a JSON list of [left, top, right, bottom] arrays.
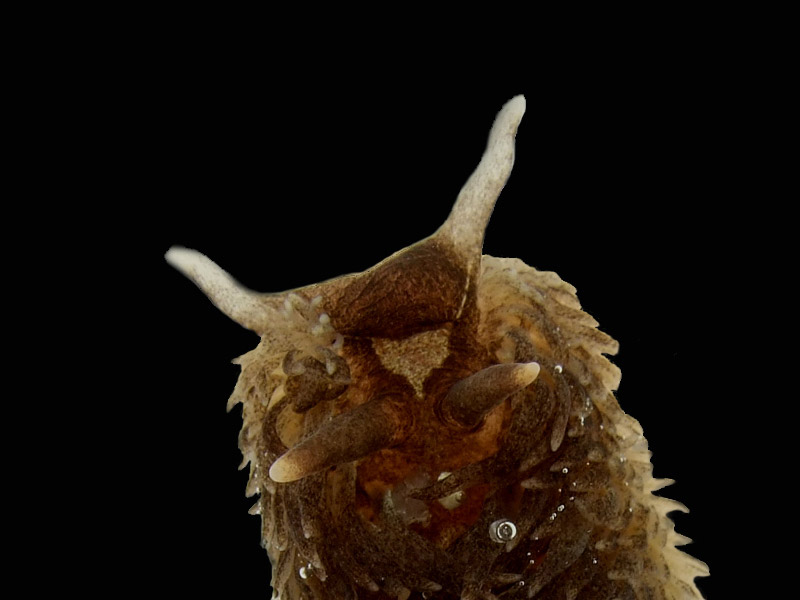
[[165, 245, 195, 273], [165, 245, 227, 286], [498, 95, 526, 131], [269, 453, 303, 483], [515, 361, 540, 386], [485, 94, 526, 153]]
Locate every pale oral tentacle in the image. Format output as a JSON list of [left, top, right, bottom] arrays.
[[441, 362, 540, 429], [268, 394, 409, 483]]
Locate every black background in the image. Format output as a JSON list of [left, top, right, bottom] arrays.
[[118, 66, 734, 598]]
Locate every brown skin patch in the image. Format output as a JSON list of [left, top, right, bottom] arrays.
[[325, 239, 468, 338]]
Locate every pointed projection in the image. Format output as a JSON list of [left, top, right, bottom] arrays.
[[435, 95, 526, 275], [441, 362, 540, 429], [165, 95, 527, 337], [269, 395, 409, 483], [165, 246, 282, 334]]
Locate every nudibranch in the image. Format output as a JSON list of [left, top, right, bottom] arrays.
[[167, 96, 709, 599]]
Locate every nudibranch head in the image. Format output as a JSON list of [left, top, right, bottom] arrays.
[[167, 95, 708, 599]]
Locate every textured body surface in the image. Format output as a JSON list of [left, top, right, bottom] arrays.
[[167, 96, 708, 599]]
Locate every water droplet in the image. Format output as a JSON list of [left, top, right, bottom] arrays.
[[489, 519, 517, 543], [562, 467, 569, 474], [554, 364, 563, 373]]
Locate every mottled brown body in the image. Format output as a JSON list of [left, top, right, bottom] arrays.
[[167, 96, 708, 599]]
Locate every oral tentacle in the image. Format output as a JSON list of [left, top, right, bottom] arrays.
[[268, 394, 410, 483], [441, 362, 540, 429]]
